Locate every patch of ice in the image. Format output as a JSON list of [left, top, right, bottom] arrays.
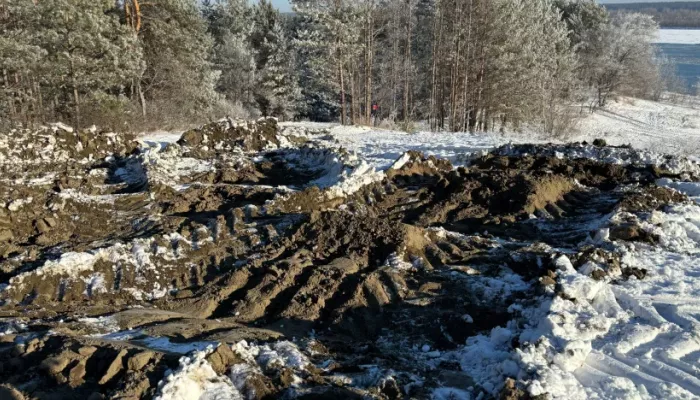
[[432, 387, 472, 400], [653, 29, 700, 45], [79, 315, 120, 333], [100, 330, 217, 354]]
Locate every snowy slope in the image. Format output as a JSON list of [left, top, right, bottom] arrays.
[[572, 97, 700, 157], [521, 202, 700, 400]]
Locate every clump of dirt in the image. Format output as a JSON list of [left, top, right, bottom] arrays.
[[178, 117, 280, 155], [571, 247, 623, 281], [492, 142, 700, 179], [0, 124, 137, 166], [609, 223, 658, 243], [622, 266, 648, 280], [386, 150, 453, 179], [0, 334, 178, 399], [618, 186, 688, 213], [499, 378, 547, 399]]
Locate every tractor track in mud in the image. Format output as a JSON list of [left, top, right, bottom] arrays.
[[0, 120, 698, 399]]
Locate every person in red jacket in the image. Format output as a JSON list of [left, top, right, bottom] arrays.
[[371, 102, 379, 125]]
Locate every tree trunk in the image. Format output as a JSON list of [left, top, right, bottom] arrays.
[[70, 58, 81, 130], [36, 79, 43, 124], [461, 0, 473, 132], [339, 63, 346, 125], [137, 80, 146, 118], [3, 69, 15, 120], [429, 1, 443, 130], [364, 4, 374, 125], [403, 0, 412, 124]]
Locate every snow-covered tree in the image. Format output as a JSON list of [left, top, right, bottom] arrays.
[[593, 13, 659, 106], [0, 0, 143, 128], [487, 0, 577, 133], [555, 1, 663, 107], [139, 0, 222, 125], [251, 2, 301, 119], [291, 0, 362, 123], [426, 0, 576, 134], [203, 0, 256, 110]]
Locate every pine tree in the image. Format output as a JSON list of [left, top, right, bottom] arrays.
[[0, 1, 44, 126], [0, 0, 143, 128], [203, 0, 256, 111], [139, 0, 222, 125], [251, 1, 301, 119], [291, 0, 361, 123]]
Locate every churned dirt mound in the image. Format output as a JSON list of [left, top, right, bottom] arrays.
[[0, 122, 696, 399], [178, 117, 280, 155]]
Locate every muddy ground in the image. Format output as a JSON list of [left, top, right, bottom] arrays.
[[0, 120, 697, 399]]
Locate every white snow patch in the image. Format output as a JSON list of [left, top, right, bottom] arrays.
[[657, 178, 700, 203], [232, 340, 309, 372], [512, 205, 700, 399], [573, 97, 700, 158], [155, 348, 242, 400]]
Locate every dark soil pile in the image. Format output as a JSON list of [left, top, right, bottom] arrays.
[[0, 124, 695, 400], [178, 117, 280, 155]]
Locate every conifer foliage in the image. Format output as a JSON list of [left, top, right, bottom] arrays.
[[0, 0, 667, 134]]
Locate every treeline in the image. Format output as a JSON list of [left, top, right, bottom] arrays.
[[605, 2, 700, 28], [0, 0, 671, 134]]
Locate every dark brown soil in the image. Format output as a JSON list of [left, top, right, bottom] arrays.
[[0, 122, 695, 399]]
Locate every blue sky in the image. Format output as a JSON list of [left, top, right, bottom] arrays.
[[267, 0, 291, 12]]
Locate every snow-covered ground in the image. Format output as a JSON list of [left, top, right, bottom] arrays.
[[309, 125, 530, 170], [572, 97, 700, 157], [144, 96, 700, 167], [514, 200, 700, 399], [654, 29, 700, 45], [279, 96, 700, 170]]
